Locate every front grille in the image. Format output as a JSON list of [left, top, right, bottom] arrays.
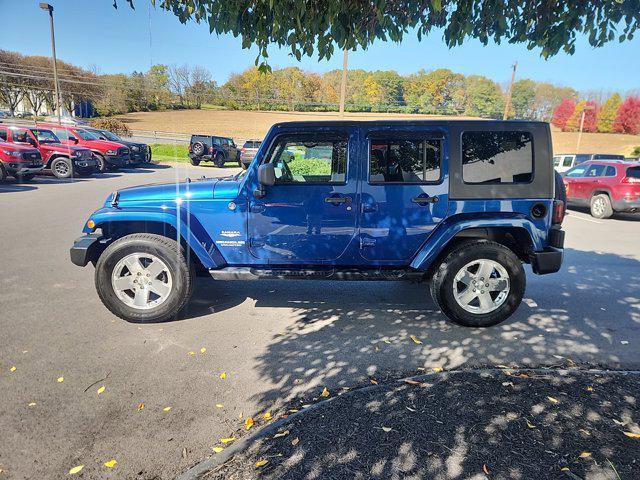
[[118, 147, 130, 156], [22, 151, 42, 162]]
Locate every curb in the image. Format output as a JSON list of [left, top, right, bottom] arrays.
[[175, 366, 640, 480]]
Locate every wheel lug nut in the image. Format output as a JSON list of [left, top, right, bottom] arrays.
[[481, 290, 485, 294], [485, 283, 489, 287]]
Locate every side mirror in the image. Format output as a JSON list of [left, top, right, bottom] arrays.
[[72, 137, 79, 144], [258, 163, 275, 186]]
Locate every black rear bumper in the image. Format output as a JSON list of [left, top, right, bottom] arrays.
[[70, 233, 102, 267], [530, 227, 564, 275]]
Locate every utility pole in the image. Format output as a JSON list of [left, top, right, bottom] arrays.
[[502, 61, 518, 120], [40, 3, 62, 124], [339, 49, 348, 116], [575, 104, 595, 153]]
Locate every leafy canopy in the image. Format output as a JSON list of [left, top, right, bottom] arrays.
[[120, 1, 640, 69]]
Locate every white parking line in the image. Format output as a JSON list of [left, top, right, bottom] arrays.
[[566, 212, 602, 224]]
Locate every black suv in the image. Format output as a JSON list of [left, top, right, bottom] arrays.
[[84, 127, 151, 166], [188, 135, 241, 167]]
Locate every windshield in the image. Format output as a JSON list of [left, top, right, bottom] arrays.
[[75, 129, 99, 140], [98, 129, 121, 142], [30, 129, 59, 143]]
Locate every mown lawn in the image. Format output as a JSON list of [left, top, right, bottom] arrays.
[[150, 144, 190, 163]]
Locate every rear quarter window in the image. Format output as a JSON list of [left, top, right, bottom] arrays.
[[626, 167, 640, 179], [0, 129, 6, 141], [462, 131, 533, 184]]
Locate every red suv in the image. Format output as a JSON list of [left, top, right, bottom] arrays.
[[0, 125, 97, 179], [40, 123, 131, 173], [563, 160, 640, 218], [0, 141, 44, 182]]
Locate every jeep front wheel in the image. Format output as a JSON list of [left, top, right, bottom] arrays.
[[51, 157, 73, 179], [430, 240, 525, 327], [95, 233, 195, 323], [214, 153, 225, 167]]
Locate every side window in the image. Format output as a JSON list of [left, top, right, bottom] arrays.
[[553, 156, 560, 167], [575, 154, 589, 164], [0, 129, 7, 141], [565, 166, 588, 178], [264, 135, 347, 184], [605, 166, 616, 177], [51, 128, 70, 140], [462, 131, 533, 184], [563, 156, 574, 167], [585, 164, 606, 177], [369, 139, 441, 183], [12, 130, 30, 143]]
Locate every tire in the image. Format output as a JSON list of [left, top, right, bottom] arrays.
[[95, 154, 108, 173], [214, 153, 225, 168], [191, 141, 206, 156], [189, 157, 201, 166], [430, 240, 526, 327], [590, 193, 613, 219], [51, 157, 73, 179], [14, 172, 36, 182], [0, 164, 6, 182], [241, 162, 248, 170], [95, 233, 195, 323]]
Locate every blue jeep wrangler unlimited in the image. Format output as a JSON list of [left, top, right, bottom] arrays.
[[71, 120, 565, 327]]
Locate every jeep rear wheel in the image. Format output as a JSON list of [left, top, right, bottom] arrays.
[[51, 157, 73, 179], [191, 141, 206, 156], [95, 234, 195, 323], [590, 194, 613, 219], [95, 153, 108, 173], [214, 153, 225, 168], [430, 240, 525, 327], [189, 157, 201, 166]]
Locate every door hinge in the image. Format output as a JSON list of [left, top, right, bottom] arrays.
[[249, 237, 265, 248], [360, 237, 376, 248]]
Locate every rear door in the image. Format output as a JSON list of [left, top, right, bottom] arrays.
[[359, 127, 449, 263]]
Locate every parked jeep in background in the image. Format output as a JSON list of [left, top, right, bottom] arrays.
[[239, 139, 262, 169], [563, 159, 640, 218], [40, 123, 131, 173], [0, 140, 44, 182], [188, 135, 240, 167], [553, 153, 625, 174], [84, 127, 151, 165], [71, 120, 564, 328], [0, 126, 97, 179]]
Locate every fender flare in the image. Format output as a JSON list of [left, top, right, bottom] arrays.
[[410, 215, 544, 271], [86, 207, 225, 269]]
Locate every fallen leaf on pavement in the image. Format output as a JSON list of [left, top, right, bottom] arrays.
[[57, 376, 64, 383], [409, 335, 423, 345], [383, 340, 391, 344], [263, 412, 271, 420], [200, 347, 206, 354], [288, 409, 299, 413], [621, 340, 629, 345], [137, 403, 145, 411], [579, 452, 591, 458], [613, 419, 625, 426], [273, 430, 289, 439], [245, 417, 254, 429], [187, 351, 196, 356], [104, 459, 117, 468], [212, 447, 224, 453], [623, 431, 640, 439], [163, 407, 172, 412], [220, 437, 236, 444], [320, 387, 330, 397], [382, 427, 392, 432], [255, 459, 268, 468], [10, 366, 16, 372], [586, 386, 594, 392], [561, 467, 570, 472], [97, 386, 105, 395], [547, 396, 559, 404], [432, 367, 443, 373], [219, 372, 227, 380], [404, 379, 422, 386], [406, 406, 416, 412], [215, 404, 224, 408], [526, 419, 536, 429], [27, 402, 36, 407], [579, 429, 590, 436], [291, 437, 300, 446], [68, 465, 84, 474], [483, 464, 490, 474]]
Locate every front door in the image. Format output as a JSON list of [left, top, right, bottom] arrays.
[[563, 164, 589, 203], [247, 130, 358, 263], [359, 129, 449, 263]]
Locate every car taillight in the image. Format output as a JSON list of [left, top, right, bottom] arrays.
[[621, 176, 640, 184], [188, 144, 192, 152], [209, 146, 214, 153], [552, 200, 565, 224], [241, 148, 246, 153]]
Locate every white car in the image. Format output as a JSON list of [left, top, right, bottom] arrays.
[[554, 153, 625, 174]]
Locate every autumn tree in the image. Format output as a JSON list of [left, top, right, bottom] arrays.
[[613, 96, 640, 135], [532, 84, 577, 121], [403, 69, 465, 114], [551, 99, 575, 130], [565, 100, 598, 132], [464, 76, 504, 118], [509, 79, 537, 119], [597, 93, 622, 133], [0, 50, 27, 116]]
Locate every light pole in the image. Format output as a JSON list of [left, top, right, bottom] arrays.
[[575, 104, 595, 153], [338, 49, 348, 116], [502, 61, 518, 120], [39, 2, 62, 124]]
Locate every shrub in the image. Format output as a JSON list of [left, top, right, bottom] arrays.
[[551, 99, 575, 130], [613, 97, 640, 135], [90, 117, 131, 137], [632, 146, 640, 157]]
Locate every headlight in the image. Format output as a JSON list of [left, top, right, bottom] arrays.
[[131, 146, 140, 152], [2, 150, 21, 157], [75, 151, 83, 157], [105, 149, 116, 155]]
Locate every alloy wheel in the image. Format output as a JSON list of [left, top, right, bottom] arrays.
[[452, 259, 510, 314]]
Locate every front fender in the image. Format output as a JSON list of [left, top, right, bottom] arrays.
[[410, 213, 545, 271], [84, 206, 224, 269]]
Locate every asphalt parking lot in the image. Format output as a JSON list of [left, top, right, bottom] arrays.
[[1, 166, 639, 480]]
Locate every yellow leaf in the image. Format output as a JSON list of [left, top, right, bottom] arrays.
[[432, 367, 443, 373], [561, 467, 570, 472], [579, 452, 591, 458], [320, 387, 330, 398], [219, 372, 227, 379], [381, 426, 391, 432], [10, 366, 16, 372], [212, 447, 224, 453], [483, 464, 490, 475], [220, 437, 236, 444], [273, 430, 289, 439], [291, 437, 300, 446], [163, 407, 172, 412], [255, 459, 268, 468], [28, 402, 36, 407], [68, 465, 84, 474], [263, 412, 271, 420], [586, 386, 594, 392], [187, 351, 196, 356], [623, 431, 640, 439], [215, 404, 224, 408], [245, 417, 254, 429], [526, 419, 536, 429], [200, 347, 206, 354], [409, 335, 423, 345], [57, 376, 64, 383], [288, 409, 299, 413], [383, 340, 391, 344], [137, 403, 145, 411], [547, 396, 559, 404], [104, 459, 118, 468], [97, 386, 105, 395], [370, 379, 378, 385]]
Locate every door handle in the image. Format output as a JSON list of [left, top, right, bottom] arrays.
[[324, 195, 351, 205], [411, 194, 439, 205]]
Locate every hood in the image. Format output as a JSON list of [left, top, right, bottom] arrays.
[[83, 139, 127, 150], [115, 140, 147, 150], [40, 142, 91, 154], [110, 177, 220, 205]]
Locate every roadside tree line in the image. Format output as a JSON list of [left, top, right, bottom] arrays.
[[551, 95, 640, 135]]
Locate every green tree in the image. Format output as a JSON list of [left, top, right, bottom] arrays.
[[464, 76, 504, 118], [145, 65, 172, 109], [509, 79, 537, 119], [404, 68, 465, 114], [597, 93, 622, 133]]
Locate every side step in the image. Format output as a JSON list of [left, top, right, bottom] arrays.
[[209, 267, 425, 282]]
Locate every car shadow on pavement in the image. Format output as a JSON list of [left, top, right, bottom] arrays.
[[0, 181, 38, 192], [568, 206, 640, 222]]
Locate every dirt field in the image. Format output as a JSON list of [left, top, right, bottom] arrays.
[[117, 109, 640, 155]]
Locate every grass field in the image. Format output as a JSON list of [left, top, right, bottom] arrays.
[[119, 109, 640, 156], [150, 143, 190, 163]]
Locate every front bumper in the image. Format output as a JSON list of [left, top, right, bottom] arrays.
[[104, 155, 129, 167], [70, 233, 102, 267], [74, 158, 99, 169], [6, 163, 45, 174]]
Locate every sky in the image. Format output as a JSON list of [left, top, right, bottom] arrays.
[[1, 0, 639, 93]]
